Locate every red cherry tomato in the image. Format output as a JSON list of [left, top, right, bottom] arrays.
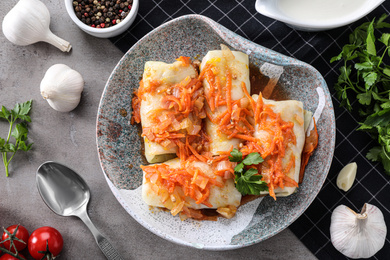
[[28, 226, 63, 260], [0, 254, 26, 260], [1, 225, 29, 253]]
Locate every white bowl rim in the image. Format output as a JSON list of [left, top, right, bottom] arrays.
[[255, 0, 385, 30], [64, 0, 139, 33]]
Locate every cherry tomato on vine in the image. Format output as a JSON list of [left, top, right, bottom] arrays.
[[28, 227, 63, 260], [0, 254, 26, 260], [1, 225, 29, 253]]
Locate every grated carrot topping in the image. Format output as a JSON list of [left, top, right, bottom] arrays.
[[142, 162, 222, 213], [240, 94, 299, 200], [200, 63, 254, 140], [226, 70, 232, 113], [176, 56, 191, 66]]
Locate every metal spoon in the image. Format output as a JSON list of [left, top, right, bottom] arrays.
[[36, 161, 124, 260]]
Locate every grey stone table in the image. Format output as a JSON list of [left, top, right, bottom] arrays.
[[0, 1, 316, 259]]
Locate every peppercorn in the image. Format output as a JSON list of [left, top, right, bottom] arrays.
[[73, 0, 132, 29]]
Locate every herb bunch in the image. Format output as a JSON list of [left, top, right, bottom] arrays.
[[0, 100, 33, 177], [229, 148, 268, 195], [331, 14, 390, 175]]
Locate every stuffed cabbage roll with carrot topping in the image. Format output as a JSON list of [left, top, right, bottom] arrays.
[[239, 93, 306, 199], [199, 45, 253, 155], [132, 57, 206, 163], [141, 158, 241, 220]]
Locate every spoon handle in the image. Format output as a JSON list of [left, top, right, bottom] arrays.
[[78, 209, 124, 260]]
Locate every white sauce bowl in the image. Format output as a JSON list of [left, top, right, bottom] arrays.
[[255, 0, 385, 31]]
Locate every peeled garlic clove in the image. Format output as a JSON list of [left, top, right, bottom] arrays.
[[330, 203, 387, 259], [40, 64, 84, 112], [336, 162, 357, 191]]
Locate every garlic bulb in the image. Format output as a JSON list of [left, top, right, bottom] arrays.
[[330, 203, 387, 259], [336, 162, 357, 191], [40, 64, 84, 112], [2, 0, 71, 52]]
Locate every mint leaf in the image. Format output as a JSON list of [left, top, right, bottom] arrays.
[[229, 148, 242, 162], [242, 152, 264, 165]]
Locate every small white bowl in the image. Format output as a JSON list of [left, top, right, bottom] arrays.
[[255, 0, 384, 31], [65, 0, 139, 38]]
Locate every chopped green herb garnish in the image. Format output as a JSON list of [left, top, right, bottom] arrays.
[[229, 149, 268, 195]]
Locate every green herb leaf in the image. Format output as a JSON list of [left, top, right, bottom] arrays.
[[367, 146, 381, 161], [1, 106, 10, 120], [331, 14, 390, 175], [234, 162, 244, 173], [383, 68, 390, 77], [242, 152, 264, 165], [357, 92, 372, 106], [229, 150, 267, 195], [235, 168, 268, 195], [229, 148, 243, 162], [0, 100, 33, 177], [363, 108, 390, 127], [366, 20, 377, 56], [355, 62, 373, 70], [379, 33, 390, 46]]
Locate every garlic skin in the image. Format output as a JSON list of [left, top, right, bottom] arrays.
[[336, 162, 357, 191], [330, 203, 387, 259], [40, 64, 84, 112], [2, 0, 71, 52]]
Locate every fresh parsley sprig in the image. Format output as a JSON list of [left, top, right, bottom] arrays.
[[0, 100, 33, 177], [330, 14, 390, 175], [229, 148, 268, 195]]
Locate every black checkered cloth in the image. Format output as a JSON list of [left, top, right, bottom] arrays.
[[110, 1, 390, 259]]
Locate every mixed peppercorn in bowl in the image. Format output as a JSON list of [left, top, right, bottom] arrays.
[[65, 0, 139, 38]]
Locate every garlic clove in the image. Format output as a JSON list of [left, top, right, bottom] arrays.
[[336, 162, 357, 192], [40, 64, 84, 112], [330, 203, 387, 259], [2, 0, 71, 52]]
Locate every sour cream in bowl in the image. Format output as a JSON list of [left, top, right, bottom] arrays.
[[255, 0, 385, 31]]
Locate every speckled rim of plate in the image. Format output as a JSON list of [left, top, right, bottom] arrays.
[[96, 14, 336, 250]]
